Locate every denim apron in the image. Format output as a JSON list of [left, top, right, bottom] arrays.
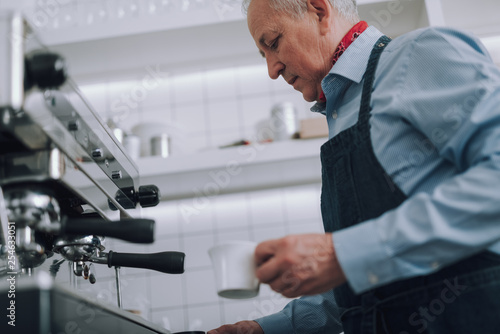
[[320, 36, 500, 333]]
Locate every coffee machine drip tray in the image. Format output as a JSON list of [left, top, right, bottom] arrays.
[[0, 272, 171, 334]]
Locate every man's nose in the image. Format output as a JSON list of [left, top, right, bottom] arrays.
[[266, 54, 284, 80]]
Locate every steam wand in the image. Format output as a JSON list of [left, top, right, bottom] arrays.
[[115, 267, 122, 309]]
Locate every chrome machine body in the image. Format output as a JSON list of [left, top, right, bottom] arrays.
[[0, 11, 184, 334]]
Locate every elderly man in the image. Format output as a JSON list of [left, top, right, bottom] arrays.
[[208, 0, 500, 333]]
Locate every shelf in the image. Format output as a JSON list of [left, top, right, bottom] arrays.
[[137, 138, 325, 201], [70, 138, 325, 209]]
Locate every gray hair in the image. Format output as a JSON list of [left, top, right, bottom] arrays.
[[242, 0, 359, 24]]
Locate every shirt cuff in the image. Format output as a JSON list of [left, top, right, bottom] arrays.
[[254, 311, 294, 334], [332, 220, 400, 293]]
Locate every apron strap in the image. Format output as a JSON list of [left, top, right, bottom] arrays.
[[358, 35, 392, 124]]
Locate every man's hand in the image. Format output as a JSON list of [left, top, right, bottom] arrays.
[[254, 233, 346, 298], [208, 320, 263, 334]]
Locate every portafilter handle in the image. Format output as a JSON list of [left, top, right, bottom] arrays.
[[106, 251, 185, 274], [60, 218, 155, 244]]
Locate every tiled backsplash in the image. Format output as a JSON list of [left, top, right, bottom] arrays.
[[43, 183, 324, 332], [78, 63, 320, 157]]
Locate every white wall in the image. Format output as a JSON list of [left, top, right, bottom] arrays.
[[42, 183, 324, 332], [77, 62, 318, 157]]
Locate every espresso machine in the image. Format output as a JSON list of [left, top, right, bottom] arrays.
[[0, 11, 186, 334]]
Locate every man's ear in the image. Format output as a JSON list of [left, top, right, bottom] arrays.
[[307, 0, 332, 34]]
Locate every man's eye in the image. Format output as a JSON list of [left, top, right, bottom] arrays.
[[269, 37, 280, 50]]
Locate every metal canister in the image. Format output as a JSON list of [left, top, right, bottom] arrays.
[[270, 102, 298, 141], [151, 133, 170, 158]]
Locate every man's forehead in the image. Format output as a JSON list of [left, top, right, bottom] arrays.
[[254, 21, 279, 38], [247, 0, 268, 14], [247, 0, 278, 27], [248, 2, 279, 37]]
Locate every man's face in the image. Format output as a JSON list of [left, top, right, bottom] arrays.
[[247, 0, 332, 102]]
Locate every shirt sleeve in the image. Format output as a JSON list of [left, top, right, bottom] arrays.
[[333, 27, 500, 293], [254, 291, 343, 334]]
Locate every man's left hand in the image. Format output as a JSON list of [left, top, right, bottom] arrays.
[[254, 233, 346, 298]]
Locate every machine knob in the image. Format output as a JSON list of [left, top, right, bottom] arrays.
[[138, 185, 160, 208], [108, 185, 161, 210], [24, 52, 67, 90]]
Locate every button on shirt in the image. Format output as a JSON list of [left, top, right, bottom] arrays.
[[255, 25, 500, 334]]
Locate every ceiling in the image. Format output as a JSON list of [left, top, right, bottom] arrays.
[[2, 0, 498, 82], [440, 0, 500, 36], [41, 0, 432, 82]]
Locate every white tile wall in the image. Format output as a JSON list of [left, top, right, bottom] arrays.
[[213, 193, 249, 230], [185, 268, 219, 305], [44, 183, 323, 331], [205, 67, 238, 101], [182, 234, 215, 269], [144, 183, 323, 331], [207, 99, 240, 133], [248, 188, 286, 226], [78, 62, 316, 156], [178, 197, 215, 234], [152, 308, 185, 333], [187, 304, 223, 331], [150, 272, 184, 309]]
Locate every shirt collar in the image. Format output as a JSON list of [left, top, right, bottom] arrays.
[[311, 26, 384, 113], [329, 26, 384, 84]]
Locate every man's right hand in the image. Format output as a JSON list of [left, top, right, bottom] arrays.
[[207, 320, 264, 334]]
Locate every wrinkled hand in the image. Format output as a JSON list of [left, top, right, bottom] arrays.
[[207, 320, 263, 334], [255, 233, 346, 298]]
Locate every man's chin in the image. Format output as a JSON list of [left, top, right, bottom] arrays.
[[301, 93, 317, 103], [296, 87, 318, 102]]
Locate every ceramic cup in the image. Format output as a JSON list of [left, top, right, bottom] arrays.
[[208, 241, 260, 299]]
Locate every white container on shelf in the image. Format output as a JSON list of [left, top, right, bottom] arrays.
[[270, 102, 298, 141], [130, 122, 187, 157], [122, 134, 140, 161], [150, 133, 170, 158]]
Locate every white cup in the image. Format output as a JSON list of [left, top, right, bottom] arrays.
[[208, 241, 260, 299]]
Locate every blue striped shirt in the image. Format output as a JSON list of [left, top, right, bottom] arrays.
[[256, 25, 500, 334]]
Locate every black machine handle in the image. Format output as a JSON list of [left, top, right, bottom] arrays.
[[107, 251, 185, 274], [61, 218, 155, 244], [109, 185, 161, 210]]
